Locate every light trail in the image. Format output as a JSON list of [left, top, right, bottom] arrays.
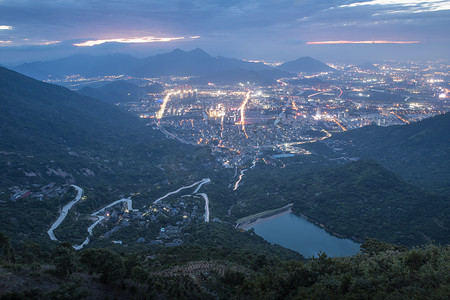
[[156, 89, 195, 120], [331, 85, 343, 98], [239, 91, 251, 138], [156, 92, 173, 120], [333, 119, 348, 131], [308, 91, 325, 98], [390, 111, 410, 124], [275, 130, 332, 148]]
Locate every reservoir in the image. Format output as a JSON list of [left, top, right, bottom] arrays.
[[250, 213, 360, 257]]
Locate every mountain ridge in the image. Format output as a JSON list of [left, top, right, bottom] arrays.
[[12, 49, 326, 80]]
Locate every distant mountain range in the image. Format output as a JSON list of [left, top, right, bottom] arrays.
[[13, 53, 140, 80], [12, 49, 326, 84], [131, 48, 271, 77]]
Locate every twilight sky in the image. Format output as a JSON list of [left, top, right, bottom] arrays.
[[0, 0, 449, 64]]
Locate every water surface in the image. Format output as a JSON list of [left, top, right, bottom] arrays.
[[250, 213, 360, 257]]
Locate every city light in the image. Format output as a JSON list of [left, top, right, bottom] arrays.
[[156, 92, 173, 120], [239, 91, 251, 138]]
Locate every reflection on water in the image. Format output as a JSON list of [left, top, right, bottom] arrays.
[[250, 213, 360, 257]]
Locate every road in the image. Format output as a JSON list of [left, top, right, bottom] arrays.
[[153, 178, 211, 222], [157, 123, 201, 146], [197, 193, 210, 222], [194, 178, 211, 193], [232, 158, 256, 191], [153, 178, 210, 204], [73, 198, 136, 250], [47, 185, 83, 241], [233, 169, 247, 191], [50, 178, 211, 250]]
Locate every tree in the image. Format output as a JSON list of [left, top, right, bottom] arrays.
[[53, 242, 76, 276], [0, 232, 15, 263], [360, 238, 406, 255], [80, 249, 125, 282]]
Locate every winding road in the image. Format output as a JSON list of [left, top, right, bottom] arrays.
[[49, 178, 211, 250], [73, 198, 136, 250], [47, 185, 83, 241], [153, 178, 211, 204]]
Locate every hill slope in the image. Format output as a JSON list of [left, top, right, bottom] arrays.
[[0, 66, 155, 154], [330, 113, 450, 194], [77, 80, 164, 104], [0, 66, 218, 245], [0, 65, 218, 196]]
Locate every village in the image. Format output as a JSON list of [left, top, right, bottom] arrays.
[[95, 193, 210, 248]]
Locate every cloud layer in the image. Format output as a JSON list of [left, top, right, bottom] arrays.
[[0, 0, 448, 63]]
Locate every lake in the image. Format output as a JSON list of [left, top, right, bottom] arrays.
[[250, 213, 360, 257]]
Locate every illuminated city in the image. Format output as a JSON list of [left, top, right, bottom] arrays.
[[45, 59, 449, 171]]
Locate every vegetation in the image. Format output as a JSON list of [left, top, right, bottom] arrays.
[[1, 233, 449, 299], [236, 160, 450, 247], [323, 112, 450, 196]]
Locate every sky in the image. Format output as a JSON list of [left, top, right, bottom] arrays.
[[0, 0, 449, 65]]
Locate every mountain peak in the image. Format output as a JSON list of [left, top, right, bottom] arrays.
[[278, 56, 334, 73], [190, 48, 209, 55], [170, 48, 185, 54]]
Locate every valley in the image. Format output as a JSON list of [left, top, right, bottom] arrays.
[[0, 50, 449, 299]]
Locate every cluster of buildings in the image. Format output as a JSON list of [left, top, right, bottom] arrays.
[[8, 182, 67, 202], [98, 194, 207, 247]]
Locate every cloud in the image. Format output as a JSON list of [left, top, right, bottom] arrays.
[[307, 40, 420, 44], [0, 25, 13, 30], [35, 40, 61, 45], [339, 0, 450, 14], [0, 39, 61, 47], [73, 36, 190, 47]]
